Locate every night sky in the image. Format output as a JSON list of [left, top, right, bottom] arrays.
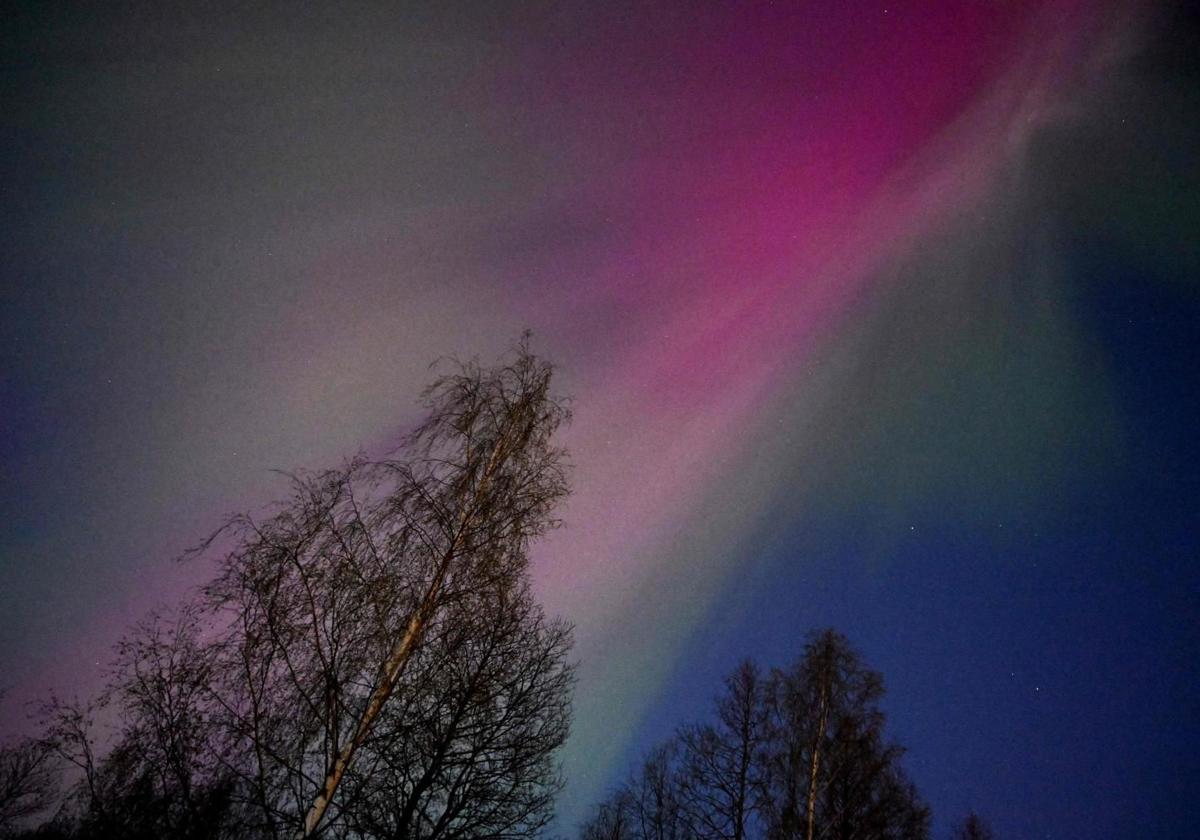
[[2, 2, 1198, 838]]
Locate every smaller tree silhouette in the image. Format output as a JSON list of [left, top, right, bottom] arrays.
[[580, 742, 687, 840], [580, 630, 929, 840], [13, 336, 576, 840], [951, 812, 994, 840], [760, 629, 929, 840], [0, 737, 58, 835], [677, 660, 766, 840]]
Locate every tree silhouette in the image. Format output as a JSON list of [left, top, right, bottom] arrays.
[[950, 812, 993, 840], [336, 581, 574, 839], [580, 743, 687, 840], [580, 632, 928, 840], [580, 787, 636, 840], [0, 736, 57, 835], [760, 630, 928, 840], [192, 336, 572, 835], [17, 337, 574, 840], [677, 661, 766, 840]]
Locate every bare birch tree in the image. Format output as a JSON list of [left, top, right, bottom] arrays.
[[13, 339, 574, 839], [760, 630, 928, 840], [338, 581, 574, 839], [195, 336, 571, 836], [583, 632, 928, 840]]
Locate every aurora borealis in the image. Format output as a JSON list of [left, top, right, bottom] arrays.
[[2, 2, 1198, 836]]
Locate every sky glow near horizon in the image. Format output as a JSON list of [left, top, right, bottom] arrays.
[[3, 1, 1198, 835]]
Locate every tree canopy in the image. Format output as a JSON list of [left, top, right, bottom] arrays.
[[12, 338, 575, 840]]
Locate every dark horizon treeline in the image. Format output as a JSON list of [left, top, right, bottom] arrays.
[[579, 631, 993, 840]]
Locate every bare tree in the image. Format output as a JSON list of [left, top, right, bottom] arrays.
[[28, 615, 236, 840], [338, 581, 574, 839], [191, 335, 571, 836], [12, 338, 572, 840], [36, 697, 104, 827], [677, 661, 766, 840], [110, 609, 225, 828], [580, 743, 686, 840], [760, 630, 928, 840], [80, 607, 238, 839], [0, 738, 57, 835], [586, 632, 929, 840], [580, 789, 636, 840], [630, 744, 687, 840]]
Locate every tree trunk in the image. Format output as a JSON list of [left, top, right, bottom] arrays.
[[300, 431, 514, 836], [805, 678, 829, 840], [300, 574, 441, 836]]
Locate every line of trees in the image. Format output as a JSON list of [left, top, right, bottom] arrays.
[[579, 630, 992, 840], [0, 338, 999, 840], [1, 337, 576, 839]]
